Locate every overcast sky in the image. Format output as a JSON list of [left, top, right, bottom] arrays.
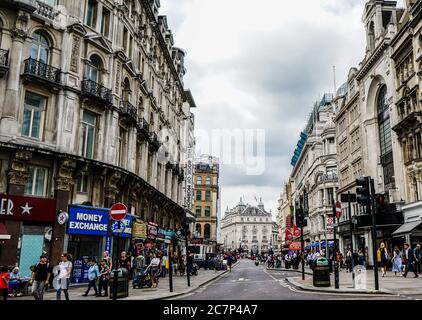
[[160, 0, 405, 221]]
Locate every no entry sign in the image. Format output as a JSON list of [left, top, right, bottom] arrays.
[[335, 201, 342, 219], [110, 203, 127, 221]]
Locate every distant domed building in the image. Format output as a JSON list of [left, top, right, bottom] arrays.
[[220, 198, 274, 254]]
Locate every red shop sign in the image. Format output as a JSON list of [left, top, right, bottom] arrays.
[[0, 194, 56, 223]]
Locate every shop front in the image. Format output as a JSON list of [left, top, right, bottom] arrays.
[[66, 205, 109, 283], [0, 194, 56, 277]]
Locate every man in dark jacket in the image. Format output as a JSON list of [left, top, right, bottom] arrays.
[[403, 243, 419, 278]]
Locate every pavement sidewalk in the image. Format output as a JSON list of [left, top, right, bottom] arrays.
[[18, 265, 236, 301], [270, 266, 422, 295]]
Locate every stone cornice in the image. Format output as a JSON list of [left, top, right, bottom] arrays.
[[356, 40, 390, 81]]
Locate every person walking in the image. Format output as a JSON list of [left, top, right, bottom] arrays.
[[98, 259, 110, 297], [149, 253, 161, 288], [0, 266, 9, 301], [83, 258, 100, 297], [346, 249, 353, 273], [403, 243, 418, 278], [413, 244, 421, 275], [391, 247, 402, 277], [161, 253, 168, 278], [30, 255, 52, 300], [379, 243, 389, 277], [56, 253, 72, 301], [187, 251, 194, 275]]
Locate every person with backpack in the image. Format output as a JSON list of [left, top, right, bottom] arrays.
[[83, 258, 100, 297], [0, 266, 9, 301], [30, 255, 52, 300]]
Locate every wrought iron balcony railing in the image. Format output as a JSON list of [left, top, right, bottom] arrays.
[[137, 117, 150, 133], [119, 101, 137, 122], [0, 49, 9, 68], [149, 132, 161, 151], [23, 58, 61, 85], [81, 80, 113, 105]]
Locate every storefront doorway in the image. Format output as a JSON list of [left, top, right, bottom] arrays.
[[67, 235, 103, 262]]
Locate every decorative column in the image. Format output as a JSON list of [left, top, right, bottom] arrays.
[[51, 159, 77, 265], [1, 150, 32, 265], [0, 11, 32, 136], [105, 171, 122, 207]]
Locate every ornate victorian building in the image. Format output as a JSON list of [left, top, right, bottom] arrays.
[[390, 0, 422, 244], [220, 199, 274, 254], [333, 0, 407, 263], [0, 0, 196, 269], [193, 155, 219, 244], [289, 94, 338, 248]]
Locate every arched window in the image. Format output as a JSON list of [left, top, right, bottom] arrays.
[[31, 31, 50, 64], [86, 55, 102, 83], [368, 22, 375, 52], [204, 224, 211, 240], [195, 224, 201, 236], [377, 85, 395, 189], [122, 78, 131, 102]]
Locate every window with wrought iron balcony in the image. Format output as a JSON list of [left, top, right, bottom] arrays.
[[22, 31, 61, 88], [81, 56, 112, 105]]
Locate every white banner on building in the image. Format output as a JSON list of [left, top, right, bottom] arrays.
[[184, 147, 194, 210]]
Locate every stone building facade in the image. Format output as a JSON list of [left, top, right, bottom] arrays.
[[333, 0, 408, 264], [193, 155, 219, 244], [0, 0, 196, 269], [289, 94, 338, 248], [389, 0, 422, 244], [220, 199, 274, 254]]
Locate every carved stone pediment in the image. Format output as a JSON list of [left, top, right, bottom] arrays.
[[67, 23, 87, 37], [85, 35, 113, 54]]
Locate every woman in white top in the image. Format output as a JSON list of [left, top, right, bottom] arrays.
[[149, 253, 161, 288], [56, 253, 72, 300]]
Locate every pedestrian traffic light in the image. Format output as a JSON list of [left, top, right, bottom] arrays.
[[356, 177, 371, 214], [295, 208, 305, 228], [375, 193, 387, 214]]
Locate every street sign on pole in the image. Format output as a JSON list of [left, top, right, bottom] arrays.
[[109, 203, 127, 300], [335, 201, 342, 219], [110, 203, 128, 221]]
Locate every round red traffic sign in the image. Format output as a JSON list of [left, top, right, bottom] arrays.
[[110, 203, 127, 221]]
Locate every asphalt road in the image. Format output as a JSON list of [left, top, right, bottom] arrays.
[[171, 259, 407, 300]]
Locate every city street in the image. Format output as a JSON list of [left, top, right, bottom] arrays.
[[172, 260, 419, 301]]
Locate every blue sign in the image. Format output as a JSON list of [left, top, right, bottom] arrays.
[[105, 236, 112, 254], [68, 206, 109, 236], [112, 215, 134, 238]]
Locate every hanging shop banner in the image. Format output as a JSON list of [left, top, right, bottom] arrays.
[[165, 230, 175, 244], [0, 193, 56, 222], [111, 215, 134, 238], [157, 228, 166, 241], [289, 242, 302, 251], [67, 205, 109, 236], [132, 219, 148, 239], [148, 223, 158, 240]]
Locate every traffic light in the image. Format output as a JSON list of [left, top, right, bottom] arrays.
[[295, 208, 305, 228], [356, 177, 371, 214], [375, 193, 387, 213]]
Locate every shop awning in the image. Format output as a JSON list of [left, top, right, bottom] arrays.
[[392, 220, 422, 237], [0, 222, 11, 240]]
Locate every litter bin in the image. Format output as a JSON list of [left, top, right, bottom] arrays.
[[313, 258, 330, 287], [109, 268, 129, 299]]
